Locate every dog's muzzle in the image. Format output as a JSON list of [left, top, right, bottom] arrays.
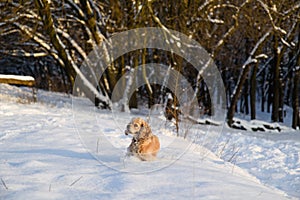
[[125, 124, 131, 135]]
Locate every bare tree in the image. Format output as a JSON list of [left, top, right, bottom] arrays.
[[227, 29, 272, 126]]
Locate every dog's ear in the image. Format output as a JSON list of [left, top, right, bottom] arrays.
[[138, 121, 151, 139]]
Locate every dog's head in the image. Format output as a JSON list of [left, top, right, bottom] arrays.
[[125, 118, 151, 139]]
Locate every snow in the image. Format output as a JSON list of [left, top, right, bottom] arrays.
[[0, 83, 299, 199], [0, 74, 35, 82]]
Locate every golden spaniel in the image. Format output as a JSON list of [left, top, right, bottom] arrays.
[[125, 118, 160, 161]]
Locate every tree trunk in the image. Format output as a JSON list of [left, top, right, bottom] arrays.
[[279, 80, 284, 122], [79, 0, 104, 45], [292, 29, 300, 129], [250, 63, 258, 119], [292, 32, 300, 128], [142, 49, 154, 108], [129, 55, 138, 109], [261, 67, 265, 112], [271, 35, 281, 122], [267, 78, 272, 113], [292, 69, 300, 129], [227, 64, 252, 126], [244, 79, 249, 115]]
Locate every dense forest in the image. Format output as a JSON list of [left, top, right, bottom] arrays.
[[0, 0, 299, 129]]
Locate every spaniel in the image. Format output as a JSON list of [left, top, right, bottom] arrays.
[[125, 118, 160, 161]]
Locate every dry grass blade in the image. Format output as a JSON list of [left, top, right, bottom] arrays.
[[1, 178, 8, 190], [69, 176, 83, 187]]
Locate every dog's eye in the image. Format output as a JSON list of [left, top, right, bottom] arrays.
[[134, 124, 139, 128]]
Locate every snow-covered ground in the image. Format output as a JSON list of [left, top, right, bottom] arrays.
[[0, 84, 299, 199]]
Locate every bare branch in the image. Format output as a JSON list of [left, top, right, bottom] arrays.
[[257, 0, 287, 35], [212, 0, 251, 55]]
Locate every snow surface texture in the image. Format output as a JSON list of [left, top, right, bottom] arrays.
[[0, 84, 299, 199]]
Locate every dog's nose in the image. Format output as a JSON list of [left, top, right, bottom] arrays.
[[125, 125, 129, 135]]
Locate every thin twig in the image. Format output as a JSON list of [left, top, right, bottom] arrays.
[[1, 178, 8, 190], [228, 147, 240, 163], [218, 139, 230, 158], [97, 138, 100, 153], [69, 176, 83, 187]]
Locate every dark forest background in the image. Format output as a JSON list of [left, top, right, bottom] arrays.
[[0, 0, 299, 129]]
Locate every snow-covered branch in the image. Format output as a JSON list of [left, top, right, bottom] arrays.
[[12, 22, 63, 66], [207, 3, 239, 24]]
